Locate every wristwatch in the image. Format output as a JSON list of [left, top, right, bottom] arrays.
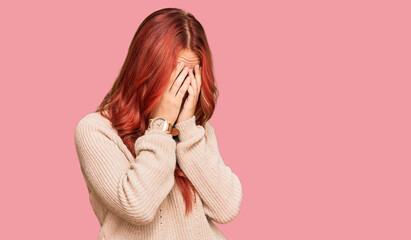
[[148, 117, 172, 133], [148, 117, 180, 136]]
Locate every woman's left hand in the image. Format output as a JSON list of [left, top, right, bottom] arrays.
[[176, 64, 202, 124]]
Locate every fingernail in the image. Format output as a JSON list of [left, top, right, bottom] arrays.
[[179, 62, 184, 67]]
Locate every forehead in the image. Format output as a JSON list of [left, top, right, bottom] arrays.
[[177, 49, 200, 68]]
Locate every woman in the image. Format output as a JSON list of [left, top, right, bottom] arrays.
[[74, 8, 243, 240]]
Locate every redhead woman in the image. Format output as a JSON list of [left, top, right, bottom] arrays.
[[74, 7, 243, 240]]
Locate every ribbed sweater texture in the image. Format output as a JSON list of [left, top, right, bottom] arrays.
[[74, 111, 243, 239]]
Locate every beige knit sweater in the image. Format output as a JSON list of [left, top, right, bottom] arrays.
[[74, 111, 243, 239]]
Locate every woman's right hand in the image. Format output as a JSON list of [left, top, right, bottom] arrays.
[[150, 62, 191, 127]]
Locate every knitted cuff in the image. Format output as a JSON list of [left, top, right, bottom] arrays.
[[135, 128, 176, 155], [174, 115, 198, 141], [144, 128, 174, 139]]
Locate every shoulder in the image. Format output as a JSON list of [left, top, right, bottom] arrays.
[[74, 111, 116, 140], [204, 120, 216, 133], [75, 112, 103, 130], [204, 120, 218, 141]]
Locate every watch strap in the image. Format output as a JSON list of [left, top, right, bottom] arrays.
[[148, 117, 179, 136]]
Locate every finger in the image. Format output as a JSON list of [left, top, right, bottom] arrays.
[[169, 63, 188, 93], [169, 62, 186, 91], [170, 66, 189, 96], [176, 75, 191, 99], [184, 85, 195, 106], [187, 85, 194, 97], [194, 64, 202, 91], [188, 69, 197, 94], [167, 62, 185, 92]]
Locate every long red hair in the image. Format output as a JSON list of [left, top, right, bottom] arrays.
[[95, 8, 219, 216]]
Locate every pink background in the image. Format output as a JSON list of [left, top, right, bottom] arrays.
[[1, 0, 410, 239]]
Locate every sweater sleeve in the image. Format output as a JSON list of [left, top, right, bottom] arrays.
[[174, 116, 243, 224], [74, 115, 177, 226]]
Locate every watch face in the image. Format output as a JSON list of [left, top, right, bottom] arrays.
[[151, 117, 168, 131]]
